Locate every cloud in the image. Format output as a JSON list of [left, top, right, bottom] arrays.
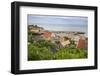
[[28, 15, 88, 27]]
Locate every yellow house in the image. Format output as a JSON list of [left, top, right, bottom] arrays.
[[30, 29, 40, 33], [60, 37, 70, 47]]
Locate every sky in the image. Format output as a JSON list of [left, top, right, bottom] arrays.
[[28, 14, 88, 35]]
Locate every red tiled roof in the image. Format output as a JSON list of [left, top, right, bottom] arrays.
[[43, 31, 52, 38], [77, 38, 87, 49]]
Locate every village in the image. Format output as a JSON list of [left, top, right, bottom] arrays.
[[28, 25, 88, 49]]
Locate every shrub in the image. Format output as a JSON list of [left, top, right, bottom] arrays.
[[54, 48, 87, 59], [28, 43, 53, 60]]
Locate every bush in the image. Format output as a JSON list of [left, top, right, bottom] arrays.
[[54, 48, 87, 59], [28, 43, 53, 60]]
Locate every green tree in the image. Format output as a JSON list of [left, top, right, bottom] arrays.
[[28, 43, 54, 60]]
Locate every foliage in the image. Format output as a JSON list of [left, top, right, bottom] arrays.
[[28, 41, 87, 60], [68, 40, 76, 48], [54, 48, 87, 59], [28, 43, 53, 60], [28, 31, 87, 61]]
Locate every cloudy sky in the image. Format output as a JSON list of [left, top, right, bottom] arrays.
[[28, 14, 88, 34]]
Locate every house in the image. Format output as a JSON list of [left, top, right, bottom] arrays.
[[30, 28, 40, 33], [67, 32, 74, 38], [28, 25, 44, 33], [72, 35, 80, 45], [61, 40, 70, 47], [76, 36, 87, 49], [60, 37, 70, 47], [51, 33, 56, 38], [43, 31, 52, 40]]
